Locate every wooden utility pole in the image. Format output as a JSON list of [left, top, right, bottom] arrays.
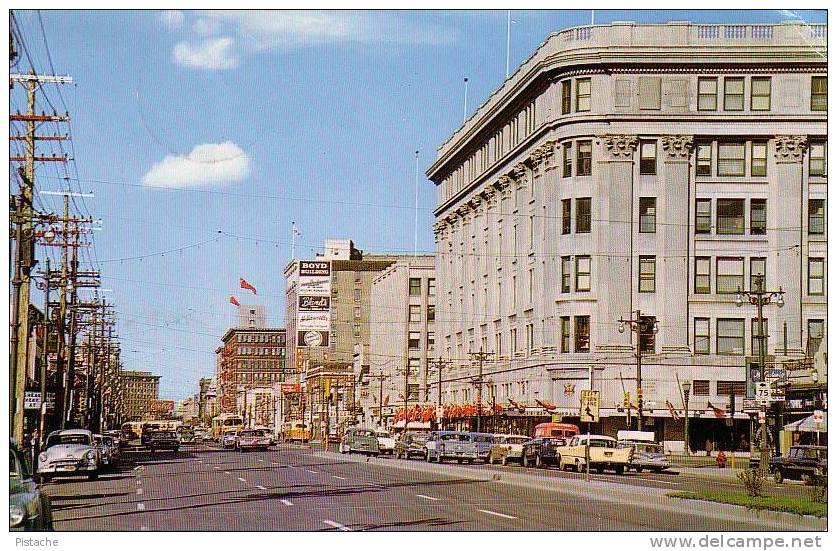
[[367, 372, 388, 427], [469, 349, 494, 433], [429, 359, 451, 428]]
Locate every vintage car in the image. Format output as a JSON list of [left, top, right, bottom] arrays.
[[488, 434, 531, 465], [148, 431, 180, 452], [178, 428, 196, 444], [426, 431, 481, 463], [617, 440, 671, 473], [394, 431, 431, 460], [521, 437, 566, 468], [769, 445, 827, 483], [237, 429, 271, 452], [559, 435, 633, 475], [221, 432, 239, 449], [339, 428, 380, 456], [470, 432, 496, 462], [93, 434, 119, 470], [375, 429, 396, 455], [37, 429, 100, 482], [10, 439, 53, 531]]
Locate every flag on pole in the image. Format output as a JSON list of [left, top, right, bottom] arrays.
[[666, 399, 680, 421], [293, 225, 301, 237], [229, 295, 240, 307], [707, 401, 726, 418], [240, 278, 257, 295]]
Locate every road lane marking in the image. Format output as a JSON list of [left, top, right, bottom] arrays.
[[280, 499, 293, 506], [323, 520, 351, 531], [416, 494, 439, 501], [306, 469, 318, 474], [256, 485, 267, 490], [332, 475, 347, 480], [137, 503, 145, 511], [478, 509, 516, 520], [137, 488, 144, 495], [238, 477, 247, 482], [258, 459, 264, 462], [136, 480, 142, 485]]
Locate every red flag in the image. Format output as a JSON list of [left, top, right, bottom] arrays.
[[708, 401, 726, 418], [240, 278, 257, 295], [666, 400, 680, 421], [229, 295, 240, 307], [535, 399, 557, 413]]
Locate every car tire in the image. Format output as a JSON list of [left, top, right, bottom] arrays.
[[615, 466, 625, 476], [773, 469, 784, 484], [88, 472, 98, 481], [535, 455, 542, 469]]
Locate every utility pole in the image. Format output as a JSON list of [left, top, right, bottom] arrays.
[[368, 372, 388, 428], [469, 349, 494, 433], [37, 257, 50, 440], [429, 359, 451, 428], [618, 310, 659, 430], [9, 71, 71, 442]]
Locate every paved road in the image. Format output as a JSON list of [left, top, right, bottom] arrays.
[[43, 443, 822, 531]]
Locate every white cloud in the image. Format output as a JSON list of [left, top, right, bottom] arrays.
[[193, 17, 220, 36], [172, 37, 238, 70], [142, 142, 251, 188], [159, 10, 185, 30]]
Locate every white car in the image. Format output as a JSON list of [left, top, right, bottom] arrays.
[[221, 432, 239, 449], [489, 434, 530, 464], [38, 429, 100, 482], [375, 430, 396, 455]]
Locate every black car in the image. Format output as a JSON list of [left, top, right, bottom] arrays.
[[148, 431, 180, 452], [394, 432, 431, 460], [10, 439, 53, 531], [521, 437, 566, 468], [769, 445, 827, 483]]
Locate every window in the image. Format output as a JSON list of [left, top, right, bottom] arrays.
[[807, 319, 824, 355], [574, 316, 590, 353], [695, 199, 712, 234], [510, 328, 518, 355], [693, 380, 710, 396], [809, 199, 825, 235], [576, 78, 591, 112], [408, 331, 421, 349], [575, 256, 591, 292], [717, 319, 745, 355], [809, 142, 826, 176], [696, 143, 712, 176], [409, 278, 421, 296], [808, 258, 825, 295], [717, 381, 746, 397], [698, 78, 718, 110], [353, 324, 361, 338], [639, 197, 656, 233], [495, 331, 503, 356], [576, 141, 592, 176], [811, 76, 827, 111], [695, 257, 711, 294], [409, 305, 421, 323], [561, 199, 571, 234], [751, 142, 767, 176], [717, 199, 745, 234], [576, 198, 591, 233], [750, 257, 766, 291], [717, 257, 744, 294], [561, 256, 572, 293], [718, 143, 745, 176], [561, 80, 572, 114], [563, 143, 572, 177], [353, 289, 361, 302], [427, 304, 435, 321], [428, 279, 436, 296], [638, 77, 661, 110], [750, 199, 766, 235], [354, 306, 362, 319], [750, 77, 771, 111], [694, 318, 710, 354], [751, 318, 768, 356], [527, 268, 534, 303], [640, 141, 657, 175], [723, 77, 744, 111], [639, 256, 656, 293]]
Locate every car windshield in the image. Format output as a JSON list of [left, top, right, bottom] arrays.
[[223, 419, 241, 426], [241, 430, 264, 437], [588, 439, 616, 448], [472, 435, 493, 442], [153, 432, 177, 438], [46, 433, 91, 447], [804, 448, 827, 459], [440, 433, 469, 441], [354, 430, 375, 437], [506, 437, 529, 445], [375, 431, 390, 438]]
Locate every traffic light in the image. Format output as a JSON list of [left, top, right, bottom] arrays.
[[637, 387, 643, 404], [623, 391, 630, 409]]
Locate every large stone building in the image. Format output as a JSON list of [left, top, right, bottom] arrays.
[[363, 255, 436, 427], [120, 370, 161, 422], [216, 327, 287, 415], [426, 21, 826, 450]]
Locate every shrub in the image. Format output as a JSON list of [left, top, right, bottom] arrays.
[[806, 473, 827, 503], [737, 468, 765, 497]]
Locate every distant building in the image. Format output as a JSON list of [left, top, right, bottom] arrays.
[[216, 327, 287, 417], [120, 371, 161, 421]]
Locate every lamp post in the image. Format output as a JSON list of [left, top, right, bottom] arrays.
[[618, 310, 659, 430], [681, 381, 691, 456], [735, 275, 784, 473]]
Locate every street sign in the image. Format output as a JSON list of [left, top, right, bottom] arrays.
[[755, 382, 770, 405], [579, 390, 600, 423], [551, 413, 563, 423], [765, 368, 787, 381], [24, 391, 41, 410], [758, 411, 766, 424], [743, 398, 759, 413]]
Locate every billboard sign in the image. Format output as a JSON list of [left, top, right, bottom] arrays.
[[297, 261, 331, 347]]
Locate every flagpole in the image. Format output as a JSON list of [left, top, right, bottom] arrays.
[[291, 221, 296, 260], [413, 150, 419, 257], [463, 77, 469, 123], [506, 10, 511, 78]]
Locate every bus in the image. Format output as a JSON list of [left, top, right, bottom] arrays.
[[211, 414, 244, 440], [533, 422, 580, 439]]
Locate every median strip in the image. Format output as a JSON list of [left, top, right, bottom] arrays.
[[323, 520, 351, 531], [416, 494, 440, 501], [478, 509, 516, 520], [281, 499, 293, 506]]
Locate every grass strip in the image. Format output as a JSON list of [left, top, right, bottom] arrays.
[[668, 490, 827, 518]]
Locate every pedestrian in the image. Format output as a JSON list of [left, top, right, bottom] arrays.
[[30, 429, 41, 470], [705, 438, 713, 457], [716, 450, 727, 468]]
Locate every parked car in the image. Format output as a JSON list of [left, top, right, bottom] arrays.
[[93, 434, 119, 470], [193, 430, 208, 442], [339, 428, 380, 456], [471, 432, 496, 462], [521, 437, 566, 468], [394, 431, 431, 460], [559, 435, 632, 475], [179, 428, 196, 444], [426, 431, 481, 463], [533, 422, 580, 439], [10, 439, 53, 531], [37, 429, 100, 482], [237, 429, 271, 452], [375, 430, 396, 455], [221, 432, 239, 449], [618, 441, 671, 473], [488, 434, 531, 465], [769, 445, 827, 483], [148, 431, 180, 452]]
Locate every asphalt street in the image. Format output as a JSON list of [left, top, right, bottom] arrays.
[[42, 443, 824, 531]]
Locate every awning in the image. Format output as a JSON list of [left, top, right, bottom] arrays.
[[391, 420, 431, 429], [784, 413, 827, 433]]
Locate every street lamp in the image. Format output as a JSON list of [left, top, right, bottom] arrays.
[[681, 381, 691, 456], [735, 275, 784, 473], [617, 310, 659, 430]]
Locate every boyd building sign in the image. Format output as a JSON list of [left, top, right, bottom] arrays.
[[297, 261, 331, 347]]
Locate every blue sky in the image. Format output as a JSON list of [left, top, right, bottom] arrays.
[[10, 9, 827, 401]]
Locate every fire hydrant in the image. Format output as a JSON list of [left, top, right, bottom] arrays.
[[716, 450, 727, 469]]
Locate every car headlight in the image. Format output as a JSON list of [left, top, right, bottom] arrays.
[[86, 450, 96, 461], [9, 503, 26, 527], [38, 452, 47, 464]]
